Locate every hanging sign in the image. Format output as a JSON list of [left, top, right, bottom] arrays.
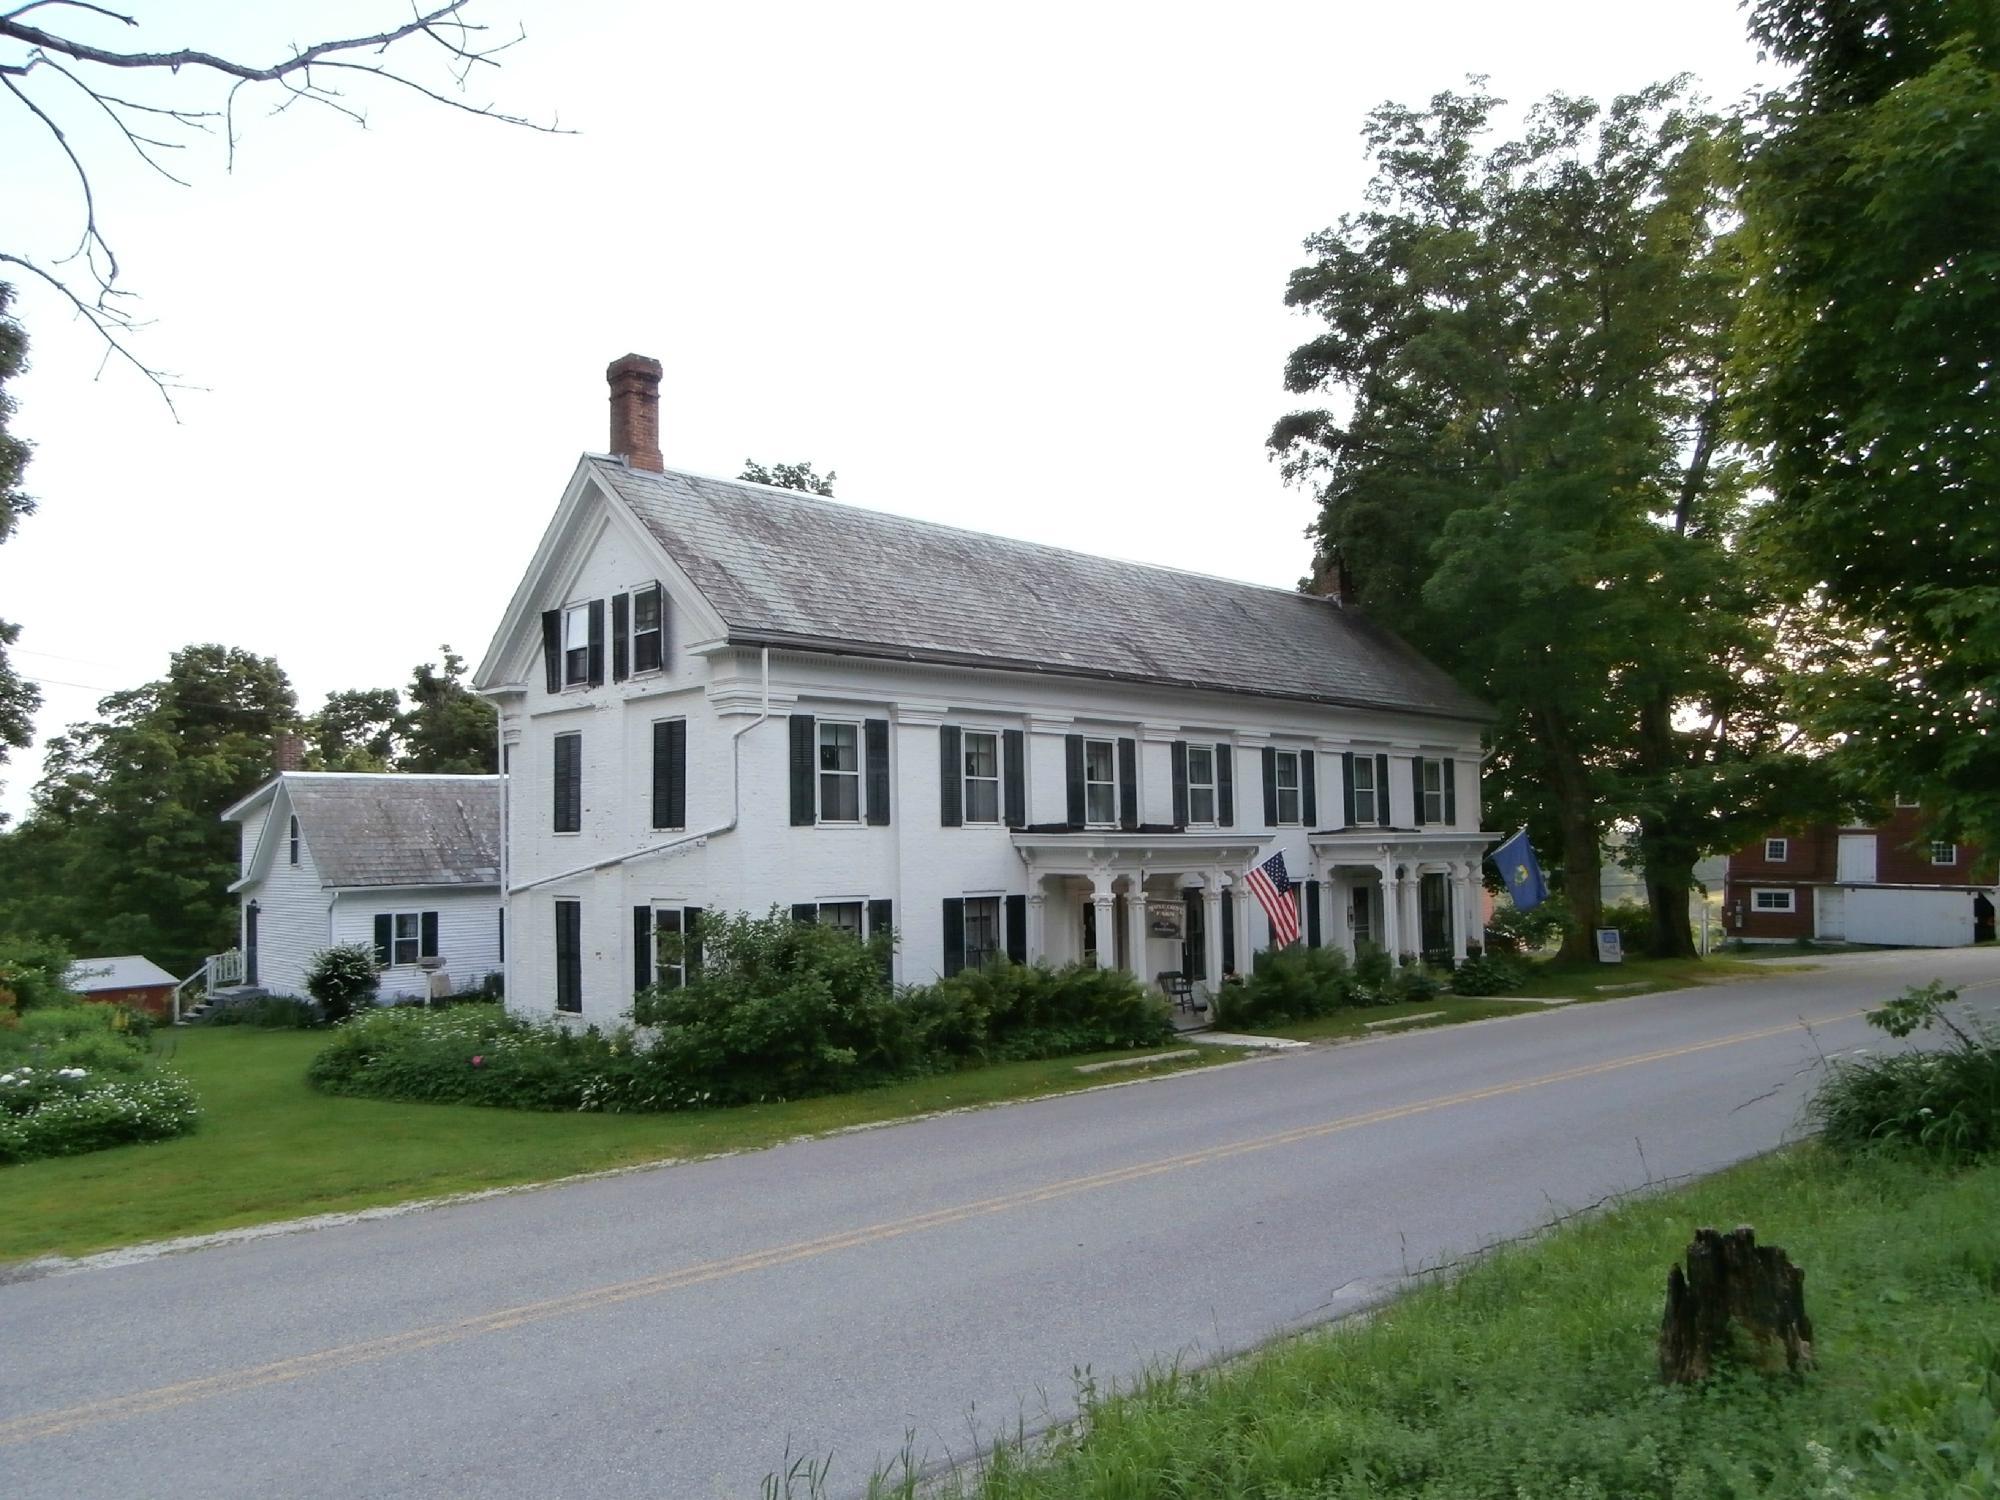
[[1147, 902, 1185, 939]]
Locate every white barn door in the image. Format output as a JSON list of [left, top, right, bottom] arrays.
[[1836, 834, 1877, 884]]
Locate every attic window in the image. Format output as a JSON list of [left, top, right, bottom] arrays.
[[563, 603, 592, 686], [632, 585, 664, 674], [289, 815, 300, 865]]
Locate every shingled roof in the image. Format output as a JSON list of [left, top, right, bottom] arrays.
[[594, 460, 1489, 722], [282, 775, 500, 888]]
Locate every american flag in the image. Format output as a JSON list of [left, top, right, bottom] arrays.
[[1244, 851, 1301, 948]]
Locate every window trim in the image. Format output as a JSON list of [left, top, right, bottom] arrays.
[[816, 719, 863, 824], [1931, 841, 1958, 867], [630, 583, 664, 675], [1185, 744, 1217, 826], [1082, 737, 1118, 828], [1765, 837, 1789, 862], [961, 729, 1002, 826], [1751, 888, 1796, 914], [1273, 749, 1302, 826], [561, 602, 592, 687], [1351, 756, 1379, 826]]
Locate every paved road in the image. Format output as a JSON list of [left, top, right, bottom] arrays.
[[4, 947, 1996, 1500]]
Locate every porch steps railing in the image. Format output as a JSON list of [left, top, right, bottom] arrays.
[[172, 948, 246, 1024]]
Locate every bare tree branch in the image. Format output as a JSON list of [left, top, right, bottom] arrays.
[[1, 2, 566, 406]]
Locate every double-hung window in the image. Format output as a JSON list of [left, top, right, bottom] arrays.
[[1350, 756, 1379, 825], [1083, 739, 1117, 826], [288, 815, 300, 865], [962, 731, 1001, 824], [1186, 745, 1216, 824], [1765, 837, 1788, 862], [1932, 841, 1958, 866], [562, 603, 592, 687], [391, 913, 423, 966], [819, 901, 865, 940], [372, 910, 439, 967], [1752, 889, 1795, 913], [1420, 761, 1448, 824], [963, 897, 1001, 969], [1274, 751, 1302, 825], [818, 722, 861, 822], [631, 585, 664, 674]]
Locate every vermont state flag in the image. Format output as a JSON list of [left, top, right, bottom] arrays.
[[1490, 828, 1548, 911]]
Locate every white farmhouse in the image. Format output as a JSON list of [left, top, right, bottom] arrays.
[[221, 771, 503, 1002], [474, 355, 1496, 1025]]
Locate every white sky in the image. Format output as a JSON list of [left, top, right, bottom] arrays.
[[0, 1, 1775, 821]]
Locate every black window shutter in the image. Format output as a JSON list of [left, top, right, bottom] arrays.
[[540, 610, 562, 694], [1171, 741, 1189, 826], [1003, 729, 1026, 829], [865, 718, 891, 826], [1376, 753, 1392, 826], [420, 911, 439, 959], [868, 898, 894, 982], [1064, 734, 1085, 825], [653, 720, 688, 829], [1118, 737, 1138, 830], [939, 725, 963, 827], [586, 598, 606, 687], [633, 906, 652, 992], [1301, 749, 1317, 827], [1005, 894, 1027, 965], [372, 913, 392, 965], [791, 903, 818, 924], [611, 593, 630, 683], [1261, 745, 1279, 826], [553, 733, 581, 833], [497, 907, 505, 963], [1444, 758, 1458, 824], [1221, 889, 1235, 973], [942, 898, 965, 978], [1305, 881, 1322, 948], [1412, 755, 1427, 826], [1217, 744, 1234, 827], [1342, 751, 1357, 826], [656, 583, 671, 670], [684, 908, 703, 976], [789, 715, 816, 825]]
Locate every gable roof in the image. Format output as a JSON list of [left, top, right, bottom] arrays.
[[67, 956, 178, 992], [589, 459, 1490, 722], [225, 774, 500, 890]]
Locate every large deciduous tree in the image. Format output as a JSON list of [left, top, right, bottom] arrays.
[[401, 647, 496, 774], [739, 460, 837, 496], [0, 284, 35, 794], [1272, 80, 1828, 957], [1735, 0, 2000, 847]]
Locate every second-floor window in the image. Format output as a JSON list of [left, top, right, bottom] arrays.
[[1273, 751, 1302, 825], [553, 732, 582, 832], [963, 731, 1001, 824], [632, 585, 664, 674], [819, 722, 860, 822], [1351, 756, 1379, 825], [562, 603, 592, 687], [1421, 761, 1449, 824], [1766, 837, 1789, 862], [1932, 841, 1958, 866], [1187, 745, 1216, 824], [1084, 739, 1117, 825]]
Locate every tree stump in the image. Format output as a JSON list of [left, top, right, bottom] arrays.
[[1658, 1225, 1814, 1384]]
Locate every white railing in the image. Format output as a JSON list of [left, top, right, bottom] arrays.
[[171, 949, 246, 1024]]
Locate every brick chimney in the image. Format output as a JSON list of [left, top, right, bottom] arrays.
[[1306, 550, 1355, 609], [606, 353, 664, 472], [273, 732, 305, 774]]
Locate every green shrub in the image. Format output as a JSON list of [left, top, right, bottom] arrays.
[[206, 995, 322, 1029], [918, 961, 1174, 1062], [1596, 899, 1655, 959], [1351, 945, 1394, 1003], [0, 1002, 152, 1076], [1811, 981, 2000, 1161], [0, 999, 200, 1163], [1386, 965, 1443, 1004], [1486, 900, 1570, 955], [1220, 946, 1357, 1027], [305, 944, 380, 1023], [0, 933, 78, 1017], [1449, 950, 1529, 996]]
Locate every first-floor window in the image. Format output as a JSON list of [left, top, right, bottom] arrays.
[[654, 906, 692, 990], [1931, 841, 1958, 866], [819, 721, 860, 822], [1083, 739, 1117, 825], [819, 901, 865, 939], [1351, 757, 1379, 825], [372, 910, 439, 967], [1765, 837, 1789, 862], [1186, 744, 1216, 824], [964, 897, 1002, 970], [962, 731, 1001, 824], [1752, 889, 1796, 913], [556, 899, 582, 1012]]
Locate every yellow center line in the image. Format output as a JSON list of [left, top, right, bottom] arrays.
[[0, 1004, 1882, 1446]]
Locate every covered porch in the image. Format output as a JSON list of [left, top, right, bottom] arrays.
[[1011, 832, 1267, 1000], [1308, 830, 1500, 967]]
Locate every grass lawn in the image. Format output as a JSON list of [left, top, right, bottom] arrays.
[[1251, 997, 1547, 1043], [904, 1147, 2000, 1499], [1507, 952, 1816, 1002], [0, 1028, 1239, 1264]]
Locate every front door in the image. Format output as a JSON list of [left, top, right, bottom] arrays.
[[1351, 886, 1373, 947], [243, 904, 259, 988], [1181, 889, 1205, 982], [1419, 873, 1450, 959]]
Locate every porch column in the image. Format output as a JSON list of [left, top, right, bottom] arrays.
[[1089, 872, 1116, 971], [1449, 861, 1473, 961], [1201, 874, 1225, 993], [1124, 873, 1150, 981], [1233, 875, 1253, 974], [1379, 854, 1402, 967], [1025, 889, 1046, 965], [1400, 868, 1423, 963]]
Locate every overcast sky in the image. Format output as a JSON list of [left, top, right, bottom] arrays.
[[1, 1, 1776, 820]]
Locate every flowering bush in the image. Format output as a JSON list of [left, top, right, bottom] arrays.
[[0, 1062, 201, 1163]]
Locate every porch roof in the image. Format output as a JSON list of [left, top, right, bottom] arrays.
[[1011, 830, 1267, 877], [1309, 828, 1502, 864]]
